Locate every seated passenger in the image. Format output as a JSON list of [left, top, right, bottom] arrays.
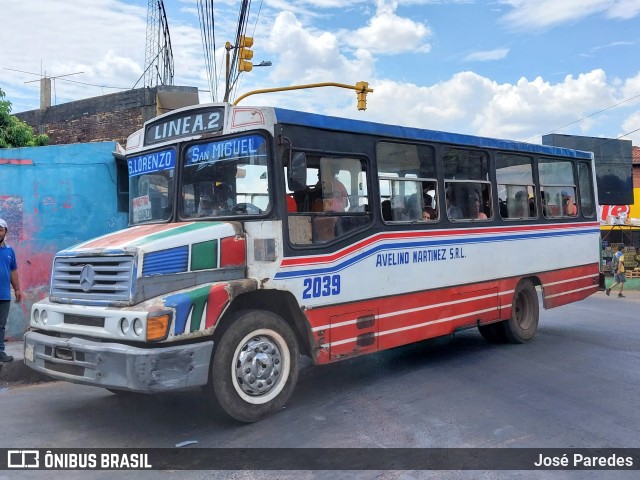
[[562, 191, 577, 216], [423, 193, 437, 220], [210, 183, 235, 214], [514, 191, 528, 218], [198, 194, 215, 217], [446, 188, 463, 220], [472, 192, 488, 219], [323, 176, 349, 212]]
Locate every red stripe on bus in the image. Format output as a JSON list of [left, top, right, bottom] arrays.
[[79, 223, 192, 249], [305, 264, 599, 364], [281, 222, 600, 267]]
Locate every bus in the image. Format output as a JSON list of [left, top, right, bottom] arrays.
[[24, 103, 602, 422]]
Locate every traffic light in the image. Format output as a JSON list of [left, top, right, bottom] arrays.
[[355, 81, 369, 111], [238, 36, 254, 72]]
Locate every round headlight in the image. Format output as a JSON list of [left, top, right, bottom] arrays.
[[33, 309, 40, 323], [132, 318, 144, 336], [41, 310, 48, 325], [120, 318, 130, 335]]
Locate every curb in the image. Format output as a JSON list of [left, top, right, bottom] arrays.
[[0, 341, 53, 384]]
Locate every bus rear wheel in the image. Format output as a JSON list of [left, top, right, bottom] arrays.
[[211, 310, 300, 423], [503, 280, 539, 343]]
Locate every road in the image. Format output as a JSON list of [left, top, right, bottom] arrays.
[[1, 291, 638, 480]]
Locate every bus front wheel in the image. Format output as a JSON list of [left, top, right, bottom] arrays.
[[503, 280, 539, 343], [211, 310, 300, 423]]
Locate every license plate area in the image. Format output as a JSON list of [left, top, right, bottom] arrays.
[[54, 347, 74, 361]]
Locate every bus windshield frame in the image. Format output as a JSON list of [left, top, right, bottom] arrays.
[[127, 147, 177, 226], [179, 132, 272, 220]]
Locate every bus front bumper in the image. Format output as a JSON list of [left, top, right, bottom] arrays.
[[23, 331, 214, 393]]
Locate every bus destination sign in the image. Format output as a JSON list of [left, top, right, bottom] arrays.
[[144, 106, 225, 146]]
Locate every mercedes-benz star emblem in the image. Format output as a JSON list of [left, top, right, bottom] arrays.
[[79, 265, 96, 292]]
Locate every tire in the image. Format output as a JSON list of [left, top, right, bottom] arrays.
[[211, 310, 300, 423], [478, 321, 507, 343], [503, 280, 539, 343]]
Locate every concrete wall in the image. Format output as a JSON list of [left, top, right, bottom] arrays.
[[0, 143, 128, 339], [16, 86, 199, 146]]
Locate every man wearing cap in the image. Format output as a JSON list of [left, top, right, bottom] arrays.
[[0, 218, 21, 363]]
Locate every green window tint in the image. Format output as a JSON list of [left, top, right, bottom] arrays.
[[191, 239, 218, 270]]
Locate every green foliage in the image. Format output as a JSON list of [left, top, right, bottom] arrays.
[[0, 87, 49, 148]]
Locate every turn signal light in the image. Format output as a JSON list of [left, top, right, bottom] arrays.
[[147, 314, 170, 342]]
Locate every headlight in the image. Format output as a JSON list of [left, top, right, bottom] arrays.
[[33, 309, 40, 323], [132, 318, 144, 336], [119, 318, 130, 335], [41, 310, 48, 325]]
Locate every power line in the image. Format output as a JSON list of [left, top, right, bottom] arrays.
[[525, 92, 640, 143], [197, 0, 218, 102], [235, 0, 264, 101], [592, 126, 640, 150]]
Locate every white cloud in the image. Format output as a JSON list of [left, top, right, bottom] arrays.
[[1, 0, 638, 148], [343, 0, 432, 54], [606, 0, 640, 19], [464, 48, 510, 62], [621, 111, 640, 145], [620, 71, 640, 103], [329, 69, 623, 145], [499, 0, 640, 30], [264, 11, 374, 85]]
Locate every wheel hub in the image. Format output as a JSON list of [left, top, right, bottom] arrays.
[[235, 335, 282, 396]]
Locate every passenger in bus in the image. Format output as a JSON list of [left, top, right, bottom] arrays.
[[514, 191, 528, 218], [472, 191, 488, 219], [322, 175, 349, 212], [562, 191, 577, 216], [210, 183, 235, 214], [197, 194, 215, 217], [422, 194, 437, 220], [446, 188, 463, 219], [541, 191, 550, 216]]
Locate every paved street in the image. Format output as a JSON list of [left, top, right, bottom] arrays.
[[0, 291, 638, 480]]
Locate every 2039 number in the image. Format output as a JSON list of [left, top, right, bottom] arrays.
[[302, 275, 341, 299]]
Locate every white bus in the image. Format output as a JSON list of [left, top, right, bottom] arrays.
[[25, 103, 601, 422]]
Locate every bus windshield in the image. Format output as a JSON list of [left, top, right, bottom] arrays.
[[181, 133, 270, 218], [128, 148, 176, 225]]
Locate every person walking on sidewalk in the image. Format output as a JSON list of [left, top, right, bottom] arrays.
[[606, 245, 626, 298], [0, 218, 22, 363]]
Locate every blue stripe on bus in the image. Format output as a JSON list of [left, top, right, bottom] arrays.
[[272, 108, 593, 159], [274, 227, 600, 279]]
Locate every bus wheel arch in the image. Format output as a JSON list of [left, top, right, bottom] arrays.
[[504, 278, 539, 343], [210, 309, 300, 422], [213, 289, 313, 358]]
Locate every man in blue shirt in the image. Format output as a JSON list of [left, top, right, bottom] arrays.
[[0, 218, 22, 363]]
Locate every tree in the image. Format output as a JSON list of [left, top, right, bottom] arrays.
[[0, 87, 49, 148]]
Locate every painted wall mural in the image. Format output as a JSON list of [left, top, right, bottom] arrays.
[[0, 143, 128, 339]]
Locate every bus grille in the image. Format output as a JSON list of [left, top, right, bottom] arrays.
[[51, 256, 134, 302]]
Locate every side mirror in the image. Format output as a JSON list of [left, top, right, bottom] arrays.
[[288, 152, 307, 191]]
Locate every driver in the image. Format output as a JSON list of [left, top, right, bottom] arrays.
[[197, 194, 215, 217], [212, 183, 234, 213]]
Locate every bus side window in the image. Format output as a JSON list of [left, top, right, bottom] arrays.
[[287, 157, 371, 245]]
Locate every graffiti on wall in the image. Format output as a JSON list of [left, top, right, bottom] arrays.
[[0, 195, 24, 239]]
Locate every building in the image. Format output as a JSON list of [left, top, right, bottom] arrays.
[[16, 85, 199, 146]]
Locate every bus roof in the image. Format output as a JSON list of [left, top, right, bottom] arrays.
[[272, 107, 593, 160]]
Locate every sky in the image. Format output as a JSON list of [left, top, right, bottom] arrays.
[[1, 0, 640, 146]]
